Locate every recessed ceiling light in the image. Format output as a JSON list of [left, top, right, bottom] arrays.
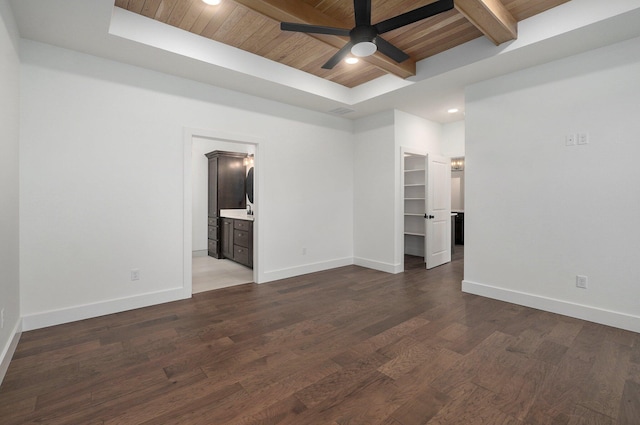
[[345, 57, 359, 65], [447, 108, 459, 114], [202, 0, 221, 5]]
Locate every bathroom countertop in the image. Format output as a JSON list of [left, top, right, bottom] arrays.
[[220, 209, 254, 221]]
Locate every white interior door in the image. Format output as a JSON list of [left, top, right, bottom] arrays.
[[425, 154, 451, 269]]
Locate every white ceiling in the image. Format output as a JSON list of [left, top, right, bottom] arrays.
[[8, 0, 640, 123]]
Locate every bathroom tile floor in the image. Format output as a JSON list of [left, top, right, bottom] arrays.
[[192, 255, 253, 293]]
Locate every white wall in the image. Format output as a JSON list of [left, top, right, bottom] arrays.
[[191, 138, 254, 253], [395, 110, 443, 154], [19, 40, 354, 330], [0, 0, 21, 383], [353, 111, 396, 272], [353, 110, 443, 273], [441, 120, 465, 158], [463, 35, 640, 332], [442, 120, 465, 211], [451, 170, 465, 212]]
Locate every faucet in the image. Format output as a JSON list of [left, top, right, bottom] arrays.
[[247, 204, 253, 215]]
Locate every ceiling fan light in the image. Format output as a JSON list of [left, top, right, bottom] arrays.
[[202, 0, 221, 5], [351, 41, 377, 57], [345, 57, 359, 64]]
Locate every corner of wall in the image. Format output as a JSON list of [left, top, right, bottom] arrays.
[[260, 257, 354, 283], [0, 318, 22, 386]]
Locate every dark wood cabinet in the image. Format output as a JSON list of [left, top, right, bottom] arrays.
[[454, 212, 464, 245], [206, 151, 247, 258], [221, 218, 253, 268], [221, 218, 234, 259]]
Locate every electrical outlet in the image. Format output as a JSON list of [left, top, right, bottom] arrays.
[[576, 275, 588, 289], [565, 134, 576, 146], [131, 269, 140, 281]]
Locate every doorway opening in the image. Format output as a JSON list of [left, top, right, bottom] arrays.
[[183, 129, 261, 296], [401, 148, 452, 272], [451, 156, 465, 264]]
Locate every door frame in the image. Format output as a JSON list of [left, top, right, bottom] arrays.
[[399, 146, 428, 273], [182, 127, 263, 296]]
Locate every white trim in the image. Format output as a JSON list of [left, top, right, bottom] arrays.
[[192, 250, 208, 257], [0, 318, 22, 386], [261, 257, 354, 283], [21, 288, 187, 331], [354, 257, 402, 274], [183, 127, 263, 287], [398, 146, 429, 273], [462, 279, 640, 333]]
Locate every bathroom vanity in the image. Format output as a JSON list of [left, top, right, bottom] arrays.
[[220, 209, 253, 268]]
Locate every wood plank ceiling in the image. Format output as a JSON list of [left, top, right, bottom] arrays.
[[115, 0, 571, 88]]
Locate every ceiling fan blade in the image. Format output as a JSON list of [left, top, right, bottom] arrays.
[[375, 36, 410, 63], [281, 22, 350, 37], [353, 0, 371, 26], [322, 42, 354, 69], [374, 0, 454, 34]]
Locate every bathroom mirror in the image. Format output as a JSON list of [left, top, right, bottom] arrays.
[[246, 167, 254, 204]]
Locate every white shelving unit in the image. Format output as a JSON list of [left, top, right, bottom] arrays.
[[403, 154, 426, 257]]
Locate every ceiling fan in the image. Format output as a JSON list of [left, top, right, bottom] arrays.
[[280, 0, 454, 69]]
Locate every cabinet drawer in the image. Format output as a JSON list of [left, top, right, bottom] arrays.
[[234, 230, 249, 248], [208, 217, 218, 226], [233, 220, 251, 231], [208, 225, 219, 240], [208, 239, 218, 256], [233, 246, 249, 265]]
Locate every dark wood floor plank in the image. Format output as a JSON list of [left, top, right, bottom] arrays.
[[581, 339, 631, 418], [568, 404, 615, 425], [618, 379, 640, 425], [294, 351, 389, 408], [1, 247, 639, 425], [387, 384, 449, 425], [427, 382, 522, 425], [523, 354, 594, 424]]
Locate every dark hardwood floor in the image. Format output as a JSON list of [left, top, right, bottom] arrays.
[[1, 247, 639, 424]]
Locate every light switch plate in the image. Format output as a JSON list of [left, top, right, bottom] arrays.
[[578, 132, 589, 145]]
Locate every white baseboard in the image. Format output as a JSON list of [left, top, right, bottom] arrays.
[[260, 257, 354, 283], [0, 318, 22, 386], [21, 287, 190, 331], [462, 279, 640, 333], [354, 257, 403, 274]]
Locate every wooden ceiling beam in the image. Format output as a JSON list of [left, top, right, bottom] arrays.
[[231, 0, 416, 79], [454, 0, 517, 45]]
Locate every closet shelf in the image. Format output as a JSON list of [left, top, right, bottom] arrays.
[[404, 198, 425, 201], [404, 232, 425, 237]]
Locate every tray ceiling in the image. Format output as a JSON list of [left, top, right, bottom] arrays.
[[115, 0, 571, 88]]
